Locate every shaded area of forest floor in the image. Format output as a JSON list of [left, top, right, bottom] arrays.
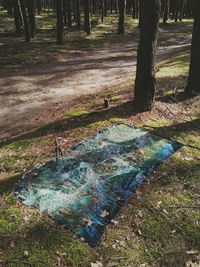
[[0, 10, 200, 267]]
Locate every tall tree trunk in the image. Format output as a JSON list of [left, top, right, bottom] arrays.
[[75, 0, 80, 30], [185, 0, 200, 95], [63, 0, 67, 26], [92, 0, 96, 13], [133, 0, 161, 112], [36, 0, 42, 15], [84, 0, 91, 35], [179, 0, 185, 21], [27, 0, 36, 38], [163, 0, 169, 24], [56, 0, 64, 45], [7, 0, 13, 16], [19, 0, 31, 42], [13, 0, 22, 34], [132, 0, 136, 19], [104, 0, 108, 16], [101, 0, 104, 22], [66, 0, 72, 28], [118, 0, 125, 34]]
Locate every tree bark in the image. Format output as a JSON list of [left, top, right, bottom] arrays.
[[84, 0, 91, 35], [13, 0, 22, 34], [56, 0, 64, 45], [185, 0, 200, 95], [75, 0, 80, 30], [66, 0, 72, 29], [163, 0, 169, 24], [19, 0, 31, 42], [101, 0, 104, 22], [133, 0, 161, 112], [118, 0, 125, 34], [27, 0, 36, 38]]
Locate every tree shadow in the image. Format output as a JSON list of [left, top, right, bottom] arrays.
[[148, 117, 200, 143], [156, 91, 198, 104], [0, 100, 136, 148], [0, 174, 21, 195]]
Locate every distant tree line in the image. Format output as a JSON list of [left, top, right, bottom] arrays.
[[0, 0, 196, 44], [0, 0, 199, 111]]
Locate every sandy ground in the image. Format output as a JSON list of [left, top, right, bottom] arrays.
[[0, 26, 192, 140]]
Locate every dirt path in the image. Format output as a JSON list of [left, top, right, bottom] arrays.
[[0, 25, 192, 140]]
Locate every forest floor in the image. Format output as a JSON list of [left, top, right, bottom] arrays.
[[0, 11, 192, 140], [0, 10, 200, 267]]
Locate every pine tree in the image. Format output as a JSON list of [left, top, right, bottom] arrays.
[[185, 0, 200, 94], [118, 0, 125, 34], [56, 0, 64, 45], [133, 0, 161, 112], [84, 0, 91, 35]]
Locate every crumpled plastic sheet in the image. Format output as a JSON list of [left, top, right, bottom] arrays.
[[15, 124, 182, 246]]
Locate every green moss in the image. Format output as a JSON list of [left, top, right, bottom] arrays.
[[0, 208, 22, 235], [1, 223, 95, 267], [161, 192, 193, 207], [142, 215, 169, 240], [66, 108, 88, 117], [82, 99, 93, 109], [3, 194, 17, 206], [111, 95, 122, 102], [146, 118, 170, 128], [2, 154, 36, 171], [2, 155, 21, 170], [109, 118, 126, 124], [4, 140, 31, 150], [180, 213, 200, 245]]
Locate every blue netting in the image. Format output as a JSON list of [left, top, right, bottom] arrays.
[[15, 124, 182, 246]]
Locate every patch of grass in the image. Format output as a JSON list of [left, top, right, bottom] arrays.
[[67, 108, 88, 117], [111, 95, 122, 102], [1, 154, 36, 172], [142, 214, 170, 240], [0, 208, 22, 235], [146, 118, 170, 127], [82, 99, 93, 109], [1, 222, 95, 267], [2, 155, 21, 171], [4, 140, 31, 150]]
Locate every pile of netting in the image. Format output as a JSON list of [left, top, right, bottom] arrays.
[[15, 124, 182, 246]]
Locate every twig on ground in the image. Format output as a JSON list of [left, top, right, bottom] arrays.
[[0, 259, 33, 267], [170, 205, 200, 210], [152, 172, 171, 183], [55, 137, 64, 162], [132, 223, 158, 242], [147, 205, 183, 233], [22, 157, 38, 179]]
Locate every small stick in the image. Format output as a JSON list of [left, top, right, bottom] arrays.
[[104, 98, 110, 109], [55, 137, 64, 163], [0, 259, 33, 267], [170, 205, 200, 209]]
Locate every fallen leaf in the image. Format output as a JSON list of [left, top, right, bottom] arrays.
[[91, 261, 103, 267], [23, 251, 29, 257], [186, 250, 199, 255], [156, 201, 162, 209], [101, 210, 109, 218], [83, 218, 93, 226], [56, 250, 67, 257], [111, 219, 119, 225]]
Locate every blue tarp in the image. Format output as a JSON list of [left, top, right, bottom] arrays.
[[15, 124, 182, 246]]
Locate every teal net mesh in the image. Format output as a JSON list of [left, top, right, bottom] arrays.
[[15, 124, 182, 246]]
